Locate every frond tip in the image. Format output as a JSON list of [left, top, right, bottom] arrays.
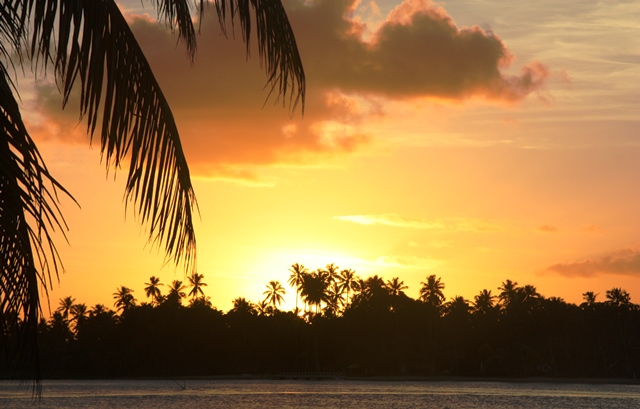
[[214, 0, 306, 114]]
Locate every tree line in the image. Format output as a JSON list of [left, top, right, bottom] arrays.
[[2, 264, 639, 379]]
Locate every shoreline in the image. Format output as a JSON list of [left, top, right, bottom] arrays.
[[27, 374, 640, 386]]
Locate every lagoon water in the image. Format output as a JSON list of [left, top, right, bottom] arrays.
[[1, 379, 640, 408]]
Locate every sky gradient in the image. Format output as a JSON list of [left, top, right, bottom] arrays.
[[24, 0, 640, 313]]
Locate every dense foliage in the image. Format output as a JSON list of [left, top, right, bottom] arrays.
[[2, 267, 638, 379]]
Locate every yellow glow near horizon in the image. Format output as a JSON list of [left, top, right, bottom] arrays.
[[32, 0, 640, 318]]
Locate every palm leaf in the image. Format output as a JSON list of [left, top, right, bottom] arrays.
[[0, 60, 73, 392], [214, 0, 306, 112], [26, 0, 198, 270]]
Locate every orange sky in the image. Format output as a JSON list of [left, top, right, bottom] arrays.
[[23, 0, 640, 314]]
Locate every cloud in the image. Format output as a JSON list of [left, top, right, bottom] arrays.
[[546, 244, 640, 277], [293, 0, 549, 101], [25, 0, 548, 182], [539, 224, 558, 233], [376, 255, 443, 270], [334, 213, 505, 232]]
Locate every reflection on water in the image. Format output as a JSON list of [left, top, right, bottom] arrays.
[[1, 379, 640, 409]]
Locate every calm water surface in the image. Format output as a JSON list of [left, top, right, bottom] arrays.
[[1, 379, 640, 408]]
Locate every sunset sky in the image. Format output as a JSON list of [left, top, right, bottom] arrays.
[[24, 0, 640, 313]]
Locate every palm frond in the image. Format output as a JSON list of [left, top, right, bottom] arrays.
[[25, 0, 198, 270], [213, 0, 306, 113], [0, 60, 72, 392], [154, 0, 306, 111], [153, 0, 201, 60]]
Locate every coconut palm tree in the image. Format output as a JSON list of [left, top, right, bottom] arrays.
[[337, 268, 357, 306], [498, 279, 519, 309], [472, 289, 496, 316], [263, 280, 286, 311], [255, 299, 271, 316], [324, 281, 345, 316], [144, 276, 164, 306], [519, 284, 540, 310], [300, 271, 329, 314], [419, 275, 446, 308], [69, 303, 88, 334], [112, 286, 136, 313], [605, 287, 631, 307], [166, 280, 187, 305], [230, 297, 257, 315], [583, 291, 598, 304], [445, 296, 471, 317], [1, 0, 305, 382], [323, 263, 340, 282], [187, 272, 208, 300], [56, 296, 76, 321], [385, 277, 408, 296], [89, 304, 108, 317], [581, 291, 598, 309], [288, 263, 308, 312]]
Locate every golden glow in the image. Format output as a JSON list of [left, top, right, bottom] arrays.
[[36, 0, 640, 314]]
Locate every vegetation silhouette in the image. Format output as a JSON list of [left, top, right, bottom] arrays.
[[3, 264, 639, 381], [0, 0, 305, 387]]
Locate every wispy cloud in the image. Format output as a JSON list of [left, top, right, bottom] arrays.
[[546, 244, 640, 277], [335, 213, 506, 232]]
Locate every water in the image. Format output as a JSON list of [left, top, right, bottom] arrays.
[[1, 379, 640, 408]]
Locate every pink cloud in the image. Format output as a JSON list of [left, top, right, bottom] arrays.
[[291, 0, 548, 100]]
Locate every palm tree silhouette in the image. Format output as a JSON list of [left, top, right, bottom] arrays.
[[580, 291, 598, 309], [263, 280, 286, 311], [323, 263, 340, 282], [166, 280, 187, 306], [230, 297, 257, 315], [325, 281, 345, 316], [112, 286, 136, 313], [300, 271, 329, 315], [385, 277, 408, 296], [337, 268, 357, 306], [56, 296, 76, 321], [144, 276, 164, 306], [89, 304, 108, 317], [519, 284, 541, 310], [472, 289, 496, 315], [69, 303, 88, 334], [606, 287, 631, 307], [419, 275, 446, 308], [288, 263, 308, 313], [445, 295, 471, 316], [1, 0, 305, 382], [255, 299, 271, 316], [187, 272, 208, 300], [498, 279, 519, 309]]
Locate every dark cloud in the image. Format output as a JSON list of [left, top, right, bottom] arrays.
[[289, 0, 548, 100], [546, 245, 640, 277]]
